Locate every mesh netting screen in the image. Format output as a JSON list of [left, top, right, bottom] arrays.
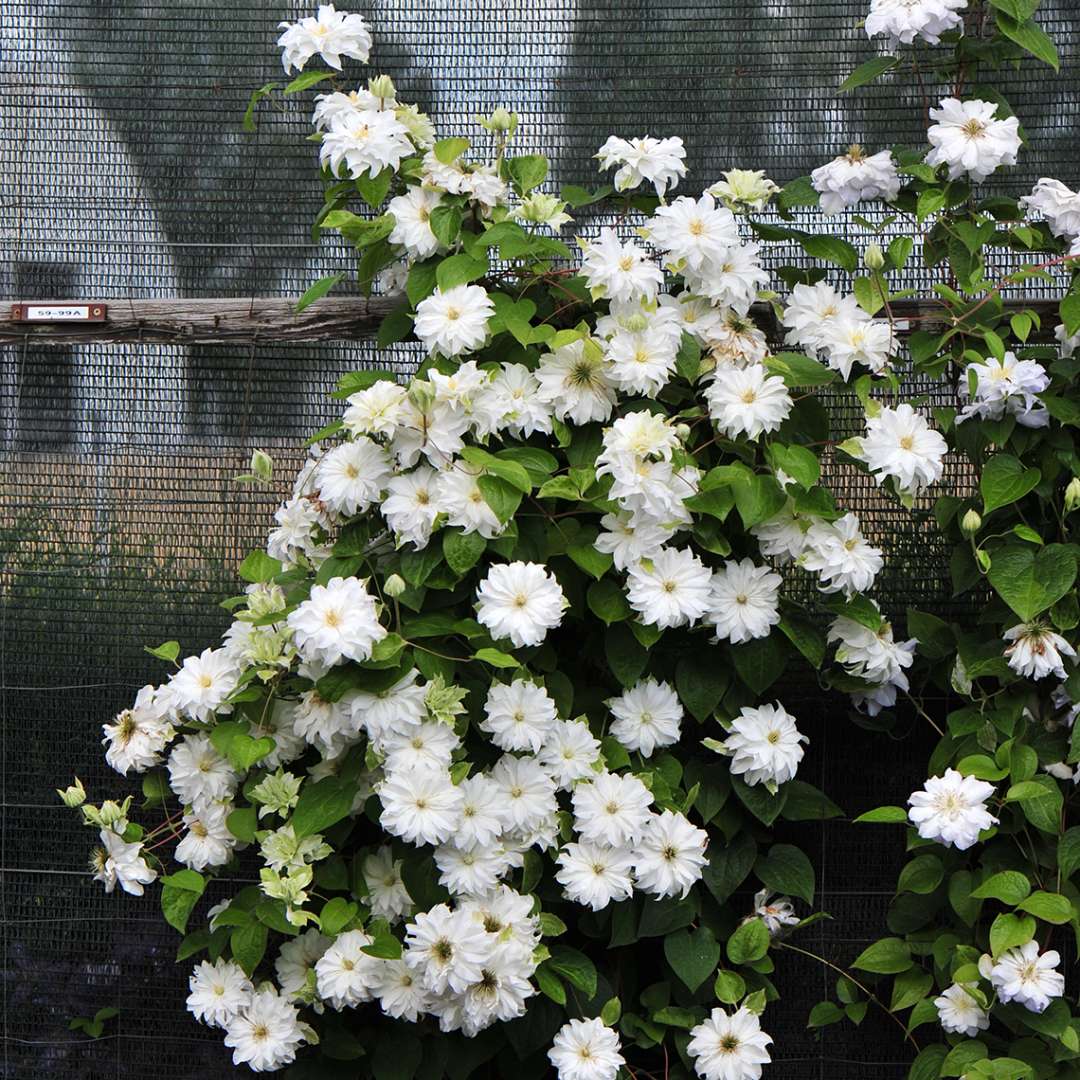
[[2, 1, 1078, 1077]]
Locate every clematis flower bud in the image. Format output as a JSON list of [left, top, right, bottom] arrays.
[[1066, 477, 1080, 512], [368, 75, 396, 101], [56, 777, 86, 808], [864, 242, 886, 271], [961, 509, 982, 536]]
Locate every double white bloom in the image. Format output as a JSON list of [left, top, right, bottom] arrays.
[[926, 98, 1022, 182], [908, 768, 997, 850]]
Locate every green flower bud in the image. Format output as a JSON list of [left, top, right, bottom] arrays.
[[515, 192, 571, 229], [1066, 477, 1080, 512], [250, 448, 273, 481], [94, 797, 132, 830], [408, 379, 436, 413], [479, 106, 518, 135], [250, 769, 303, 819], [960, 509, 982, 536], [246, 582, 287, 619], [864, 242, 886, 271], [368, 75, 396, 100], [384, 573, 407, 598], [57, 777, 86, 808]]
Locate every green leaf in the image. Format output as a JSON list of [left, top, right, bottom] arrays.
[[472, 647, 520, 669], [226, 807, 258, 843], [851, 937, 912, 975], [1057, 826, 1080, 880], [238, 550, 281, 584], [702, 833, 757, 905], [839, 54, 900, 92], [600, 996, 622, 1025], [971, 870, 1032, 905], [888, 236, 914, 271], [434, 136, 469, 164], [291, 777, 354, 838], [755, 844, 814, 904], [161, 882, 203, 934], [767, 444, 819, 489], [435, 252, 489, 292], [990, 912, 1036, 956], [1061, 293, 1080, 337], [909, 1046, 949, 1080], [907, 609, 954, 659], [987, 543, 1077, 621], [777, 175, 819, 213], [604, 623, 648, 688], [664, 927, 721, 992], [361, 929, 404, 960], [561, 183, 614, 208], [731, 632, 788, 694], [230, 920, 268, 977], [567, 542, 613, 581], [283, 69, 334, 94], [442, 529, 487, 576], [160, 868, 205, 893], [808, 1001, 845, 1028], [731, 775, 788, 826], [144, 640, 180, 663], [897, 854, 944, 896], [917, 188, 948, 221], [507, 154, 549, 194], [333, 369, 398, 398], [356, 166, 393, 209], [854, 805, 909, 823], [949, 870, 980, 927], [460, 447, 533, 493], [1016, 891, 1073, 924], [539, 912, 568, 938], [714, 970, 746, 1004], [726, 919, 770, 965], [320, 897, 359, 936], [548, 944, 597, 997], [996, 11, 1059, 70], [675, 649, 730, 721], [321, 211, 396, 248], [537, 475, 584, 502], [652, 1006, 703, 1030], [587, 579, 631, 624], [820, 591, 881, 630], [535, 964, 567, 1005], [429, 205, 463, 249], [764, 352, 836, 388], [477, 474, 523, 523], [799, 234, 859, 272], [1012, 774, 1064, 834], [377, 306, 414, 348], [778, 608, 826, 669], [209, 721, 275, 772], [779, 781, 842, 821], [675, 331, 703, 383], [295, 272, 345, 313], [989, 0, 1041, 20], [733, 474, 788, 529], [891, 967, 934, 1012], [243, 82, 278, 133], [981, 454, 1041, 513]]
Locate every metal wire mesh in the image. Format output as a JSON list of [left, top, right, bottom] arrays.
[[2, 0, 1078, 1076]]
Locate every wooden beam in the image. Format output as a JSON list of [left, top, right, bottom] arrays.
[[0, 297, 401, 346], [0, 295, 1064, 348]]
